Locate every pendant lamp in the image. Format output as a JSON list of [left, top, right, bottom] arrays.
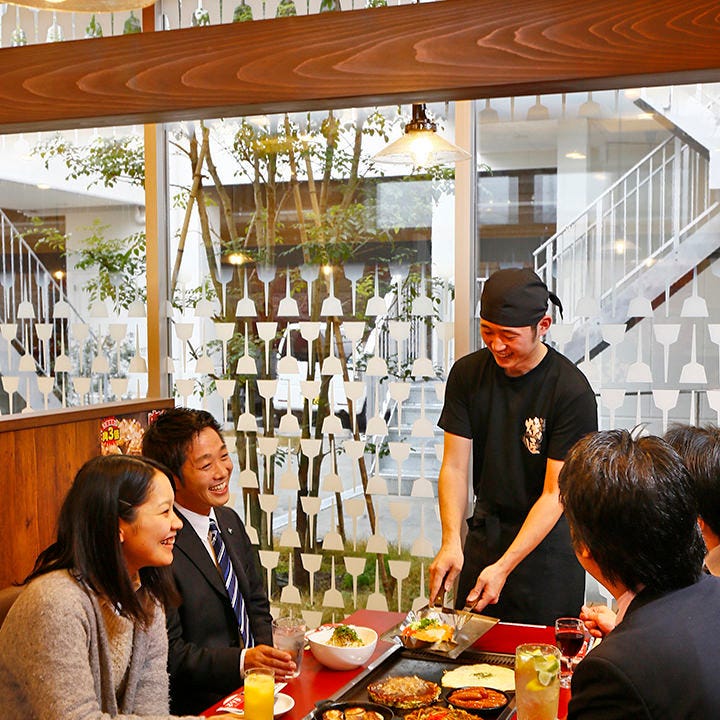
[[578, 92, 603, 119], [14, 0, 151, 13], [373, 103, 470, 167]]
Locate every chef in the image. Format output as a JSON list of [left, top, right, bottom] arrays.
[[429, 267, 598, 625]]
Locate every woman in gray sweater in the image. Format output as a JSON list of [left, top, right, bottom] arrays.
[[0, 454, 225, 720]]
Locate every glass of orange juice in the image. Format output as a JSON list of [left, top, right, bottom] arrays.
[[244, 667, 275, 720]]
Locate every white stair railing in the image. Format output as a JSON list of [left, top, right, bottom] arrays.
[[534, 136, 718, 324], [0, 208, 87, 377]]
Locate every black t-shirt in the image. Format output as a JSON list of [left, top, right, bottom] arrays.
[[439, 345, 598, 521]]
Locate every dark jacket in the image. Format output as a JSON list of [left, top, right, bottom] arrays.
[[167, 506, 273, 715], [569, 575, 720, 719]]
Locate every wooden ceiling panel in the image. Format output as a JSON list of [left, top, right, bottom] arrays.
[[0, 0, 719, 132]]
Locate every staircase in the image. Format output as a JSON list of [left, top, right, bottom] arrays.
[[640, 85, 720, 188], [0, 208, 85, 412], [534, 133, 720, 364]]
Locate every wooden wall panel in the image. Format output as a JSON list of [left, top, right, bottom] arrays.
[[0, 0, 719, 133], [1, 399, 174, 587]]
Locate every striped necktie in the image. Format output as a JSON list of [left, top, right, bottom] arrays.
[[208, 518, 254, 648]]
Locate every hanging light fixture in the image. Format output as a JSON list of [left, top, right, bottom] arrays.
[[578, 92, 603, 119], [15, 0, 152, 13], [373, 103, 470, 167], [479, 99, 499, 124], [526, 95, 550, 121]]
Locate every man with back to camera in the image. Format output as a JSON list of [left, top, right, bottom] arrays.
[[581, 423, 720, 638], [559, 429, 720, 718], [428, 267, 597, 625], [142, 407, 294, 715]]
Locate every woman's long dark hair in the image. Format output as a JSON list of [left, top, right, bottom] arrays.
[[25, 454, 179, 626]]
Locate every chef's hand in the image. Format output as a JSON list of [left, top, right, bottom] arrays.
[[464, 562, 508, 613], [244, 644, 296, 677], [428, 543, 464, 606], [580, 603, 616, 638]]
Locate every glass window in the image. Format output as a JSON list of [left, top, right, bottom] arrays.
[[162, 103, 458, 617], [0, 126, 147, 413], [475, 86, 720, 434]]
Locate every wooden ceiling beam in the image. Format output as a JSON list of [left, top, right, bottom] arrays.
[[0, 0, 719, 132]]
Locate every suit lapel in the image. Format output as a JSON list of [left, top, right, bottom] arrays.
[[174, 508, 228, 599]]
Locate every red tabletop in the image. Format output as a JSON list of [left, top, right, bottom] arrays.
[[202, 610, 567, 719]]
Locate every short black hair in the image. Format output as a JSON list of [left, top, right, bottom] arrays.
[[559, 429, 704, 594], [142, 407, 223, 480], [665, 423, 720, 538], [26, 454, 179, 625]]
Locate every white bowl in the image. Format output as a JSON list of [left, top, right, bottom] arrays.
[[307, 625, 378, 670]]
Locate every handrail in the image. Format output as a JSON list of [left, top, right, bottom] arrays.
[[533, 136, 717, 323], [533, 137, 675, 264], [0, 208, 91, 400]]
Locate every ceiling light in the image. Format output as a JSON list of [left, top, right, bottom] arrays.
[[36, 183, 51, 190], [227, 252, 251, 266], [565, 151, 587, 160], [373, 103, 470, 167], [526, 96, 550, 121]]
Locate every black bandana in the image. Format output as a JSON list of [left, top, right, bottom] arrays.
[[480, 268, 563, 327]]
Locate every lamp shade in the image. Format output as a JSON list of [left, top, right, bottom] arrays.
[[527, 95, 550, 121], [479, 99, 499, 123], [15, 0, 149, 12], [578, 92, 602, 119], [374, 103, 470, 166]]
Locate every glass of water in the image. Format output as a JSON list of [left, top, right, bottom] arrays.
[[272, 616, 306, 678]]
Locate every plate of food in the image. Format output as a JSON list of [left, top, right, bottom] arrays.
[[313, 701, 394, 720], [399, 616, 455, 649], [308, 624, 378, 670], [402, 705, 489, 720], [441, 664, 515, 693], [445, 686, 509, 717], [390, 608, 499, 659], [367, 675, 442, 709]]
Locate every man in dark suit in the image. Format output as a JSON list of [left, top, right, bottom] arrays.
[[143, 408, 295, 715], [559, 429, 720, 719]]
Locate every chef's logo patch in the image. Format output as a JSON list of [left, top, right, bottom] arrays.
[[523, 417, 545, 455]]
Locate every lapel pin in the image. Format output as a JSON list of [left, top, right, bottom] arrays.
[[227, 527, 233, 534]]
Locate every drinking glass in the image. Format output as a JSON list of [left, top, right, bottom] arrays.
[[554, 617, 587, 687], [244, 667, 275, 720], [514, 643, 561, 720], [272, 616, 306, 679]]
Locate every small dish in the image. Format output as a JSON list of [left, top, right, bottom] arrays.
[[274, 693, 295, 716], [213, 691, 295, 717], [445, 686, 509, 717]]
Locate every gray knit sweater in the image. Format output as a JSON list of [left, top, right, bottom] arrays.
[[0, 570, 201, 720]]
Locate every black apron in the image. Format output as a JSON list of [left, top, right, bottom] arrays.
[[456, 512, 585, 626]]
